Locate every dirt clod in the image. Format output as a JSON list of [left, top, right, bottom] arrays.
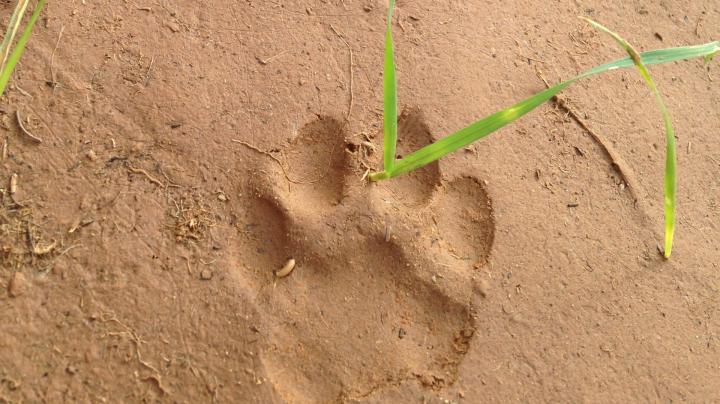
[[475, 278, 490, 298], [130, 143, 144, 154], [200, 269, 213, 280], [7, 272, 28, 297]]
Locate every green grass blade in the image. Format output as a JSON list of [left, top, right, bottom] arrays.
[[583, 18, 677, 258], [369, 41, 717, 181], [377, 42, 715, 179], [382, 0, 398, 172], [0, 0, 30, 72], [0, 0, 46, 96], [378, 81, 574, 178]]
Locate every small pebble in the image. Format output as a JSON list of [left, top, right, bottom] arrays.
[[85, 150, 97, 161], [398, 328, 406, 339], [8, 272, 27, 297], [200, 269, 213, 280]]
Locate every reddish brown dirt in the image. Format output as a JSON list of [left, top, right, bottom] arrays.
[[1, 1, 719, 402]]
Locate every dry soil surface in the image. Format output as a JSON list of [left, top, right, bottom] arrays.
[[1, 0, 720, 402]]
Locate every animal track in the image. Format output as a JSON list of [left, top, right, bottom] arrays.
[[283, 116, 348, 206], [391, 108, 442, 205], [431, 176, 495, 268], [229, 113, 495, 401]]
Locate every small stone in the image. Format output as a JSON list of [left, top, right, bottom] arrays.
[[167, 21, 180, 32], [363, 5, 373, 12], [217, 192, 228, 202], [200, 269, 213, 280], [85, 150, 97, 161], [398, 328, 406, 339], [8, 272, 27, 297], [51, 261, 65, 276]]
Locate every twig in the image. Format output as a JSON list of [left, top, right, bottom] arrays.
[[396, 8, 405, 32], [15, 85, 31, 97], [232, 139, 333, 187], [25, 104, 57, 140], [695, 14, 704, 37], [103, 315, 161, 374], [16, 110, 43, 143], [536, 69, 648, 216], [144, 56, 155, 87], [330, 24, 354, 125], [127, 164, 164, 187], [49, 25, 65, 89], [255, 50, 289, 65], [231, 139, 295, 186]]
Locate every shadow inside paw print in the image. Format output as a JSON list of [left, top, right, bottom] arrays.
[[283, 116, 348, 206], [230, 112, 495, 401]]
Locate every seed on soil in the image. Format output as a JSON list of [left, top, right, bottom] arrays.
[[8, 272, 28, 297], [9, 173, 18, 194], [274, 259, 296, 278]]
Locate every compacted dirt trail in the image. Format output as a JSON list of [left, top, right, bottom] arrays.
[[1, 1, 719, 402]]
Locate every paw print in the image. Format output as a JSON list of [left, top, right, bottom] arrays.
[[229, 109, 495, 400]]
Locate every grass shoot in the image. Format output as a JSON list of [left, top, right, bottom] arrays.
[[581, 18, 676, 257], [0, 0, 47, 96], [369, 1, 718, 258]]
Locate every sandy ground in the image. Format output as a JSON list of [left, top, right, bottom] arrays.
[[1, 0, 719, 402]]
